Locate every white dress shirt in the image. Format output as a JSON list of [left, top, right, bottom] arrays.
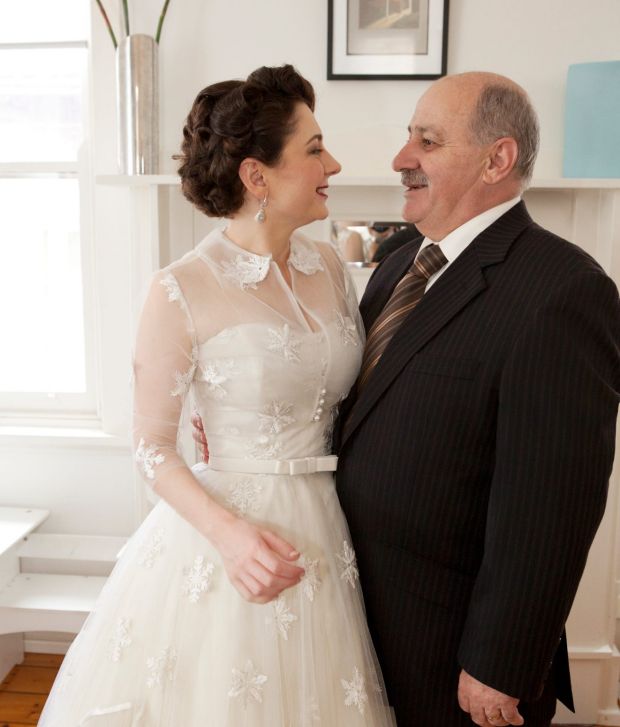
[[418, 197, 521, 291]]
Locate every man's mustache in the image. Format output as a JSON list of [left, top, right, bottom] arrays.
[[401, 170, 429, 187]]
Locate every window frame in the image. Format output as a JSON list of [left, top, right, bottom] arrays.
[[0, 36, 98, 420]]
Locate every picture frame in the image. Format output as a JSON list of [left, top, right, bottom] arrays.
[[327, 0, 449, 80]]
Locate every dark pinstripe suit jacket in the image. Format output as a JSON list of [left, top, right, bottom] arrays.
[[334, 201, 620, 725]]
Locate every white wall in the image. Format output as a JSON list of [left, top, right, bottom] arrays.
[[148, 0, 620, 179]]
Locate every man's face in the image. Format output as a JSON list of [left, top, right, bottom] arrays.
[[392, 79, 490, 241]]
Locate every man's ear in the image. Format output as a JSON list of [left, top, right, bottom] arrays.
[[482, 137, 519, 185], [239, 158, 267, 198]]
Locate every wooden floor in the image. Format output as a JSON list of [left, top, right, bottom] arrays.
[[0, 653, 61, 727], [0, 652, 601, 725]]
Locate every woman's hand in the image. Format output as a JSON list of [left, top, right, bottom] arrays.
[[210, 509, 305, 603]]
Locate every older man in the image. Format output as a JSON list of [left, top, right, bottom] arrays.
[[334, 72, 620, 726]]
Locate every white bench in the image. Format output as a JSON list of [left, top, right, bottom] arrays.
[[0, 507, 127, 680]]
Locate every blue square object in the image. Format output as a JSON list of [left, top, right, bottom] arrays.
[[563, 61, 620, 178]]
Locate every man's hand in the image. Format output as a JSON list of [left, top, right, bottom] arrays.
[[458, 670, 524, 727], [191, 411, 209, 463]]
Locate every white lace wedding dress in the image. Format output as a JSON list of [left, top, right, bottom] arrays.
[[40, 228, 394, 726]]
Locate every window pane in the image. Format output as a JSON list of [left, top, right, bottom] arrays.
[[0, 47, 86, 162], [0, 0, 89, 43], [0, 178, 86, 393]]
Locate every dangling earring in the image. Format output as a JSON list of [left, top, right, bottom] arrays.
[[255, 194, 268, 223]]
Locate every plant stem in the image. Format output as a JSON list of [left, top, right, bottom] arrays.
[[155, 0, 171, 43], [122, 0, 130, 36], [94, 0, 118, 48]]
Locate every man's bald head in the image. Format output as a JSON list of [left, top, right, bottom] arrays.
[[436, 72, 540, 185]]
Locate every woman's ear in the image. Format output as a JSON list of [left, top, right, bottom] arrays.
[[482, 137, 519, 185], [239, 158, 267, 198]]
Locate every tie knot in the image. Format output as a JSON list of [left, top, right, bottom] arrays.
[[412, 243, 448, 280]]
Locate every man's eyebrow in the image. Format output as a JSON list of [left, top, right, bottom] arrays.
[[306, 133, 323, 144], [409, 124, 443, 136]]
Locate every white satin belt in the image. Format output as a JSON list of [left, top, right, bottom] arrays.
[[208, 455, 338, 475]]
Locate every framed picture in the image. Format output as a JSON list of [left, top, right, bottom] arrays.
[[327, 0, 449, 80]]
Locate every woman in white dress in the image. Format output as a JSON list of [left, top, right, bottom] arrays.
[[40, 64, 394, 726]]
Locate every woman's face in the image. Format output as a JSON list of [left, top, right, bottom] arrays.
[[262, 103, 341, 228]]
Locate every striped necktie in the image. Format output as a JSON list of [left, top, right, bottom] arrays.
[[356, 243, 448, 392]]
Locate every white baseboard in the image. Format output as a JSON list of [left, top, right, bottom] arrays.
[[24, 637, 72, 655]]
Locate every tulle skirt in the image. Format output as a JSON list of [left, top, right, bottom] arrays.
[[39, 464, 395, 726]]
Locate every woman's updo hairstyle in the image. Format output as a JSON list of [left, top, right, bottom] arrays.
[[175, 64, 315, 217]]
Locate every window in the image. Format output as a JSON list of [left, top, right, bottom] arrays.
[[0, 1, 95, 417]]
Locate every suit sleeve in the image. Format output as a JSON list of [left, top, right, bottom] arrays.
[[457, 269, 620, 700]]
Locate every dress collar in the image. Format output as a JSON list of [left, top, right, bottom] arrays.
[[289, 237, 324, 275], [220, 231, 324, 290]]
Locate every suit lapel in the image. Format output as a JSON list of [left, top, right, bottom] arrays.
[[340, 201, 534, 448]]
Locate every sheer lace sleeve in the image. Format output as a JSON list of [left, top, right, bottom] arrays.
[[342, 257, 365, 345], [132, 270, 197, 489], [319, 241, 365, 347]]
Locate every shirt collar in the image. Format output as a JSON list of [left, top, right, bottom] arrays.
[[420, 196, 521, 262]]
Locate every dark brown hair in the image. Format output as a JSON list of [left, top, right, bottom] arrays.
[[175, 65, 315, 217]]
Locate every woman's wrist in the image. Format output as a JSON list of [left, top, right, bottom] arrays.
[[201, 498, 237, 545]]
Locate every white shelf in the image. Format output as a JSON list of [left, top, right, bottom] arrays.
[[0, 508, 49, 554], [528, 178, 620, 190], [0, 573, 105, 613], [96, 173, 620, 190], [97, 173, 179, 186], [0, 573, 106, 634], [18, 533, 127, 562]]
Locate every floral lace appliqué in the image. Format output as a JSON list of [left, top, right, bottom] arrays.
[[146, 647, 177, 688], [227, 478, 264, 515], [135, 438, 165, 480], [228, 660, 268, 706], [109, 618, 132, 662], [198, 359, 238, 399], [221, 253, 270, 290], [299, 556, 321, 602], [137, 528, 165, 569], [258, 401, 296, 434], [266, 595, 298, 640], [171, 368, 194, 397], [341, 666, 368, 715], [267, 324, 301, 363], [171, 347, 198, 397], [337, 540, 359, 589], [247, 435, 283, 460], [334, 310, 359, 347], [182, 555, 215, 603], [160, 273, 181, 303], [289, 241, 324, 275]]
